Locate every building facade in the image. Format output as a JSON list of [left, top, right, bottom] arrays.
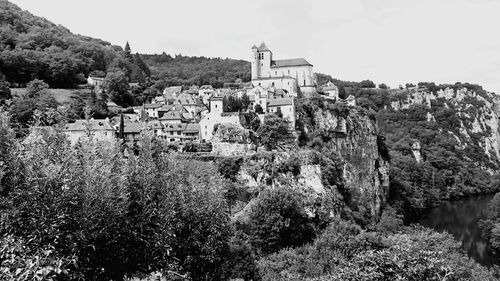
[[251, 42, 316, 96]]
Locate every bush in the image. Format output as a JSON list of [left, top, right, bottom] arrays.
[[247, 186, 316, 255]]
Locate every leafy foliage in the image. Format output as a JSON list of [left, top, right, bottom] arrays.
[[246, 186, 316, 255], [142, 53, 251, 88], [257, 113, 293, 150], [0, 127, 233, 280], [258, 222, 496, 281]]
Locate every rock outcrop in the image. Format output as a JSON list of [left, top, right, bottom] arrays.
[[308, 104, 390, 220], [389, 86, 500, 170]]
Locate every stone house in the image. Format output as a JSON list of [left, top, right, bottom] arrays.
[[64, 119, 115, 145]]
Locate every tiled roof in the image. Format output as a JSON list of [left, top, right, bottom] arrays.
[[158, 105, 173, 112], [147, 120, 163, 130], [271, 58, 312, 68], [257, 42, 271, 52], [185, 123, 200, 133], [322, 81, 338, 91], [123, 122, 144, 134], [65, 119, 115, 132], [164, 123, 186, 131], [163, 86, 183, 99], [144, 103, 162, 109], [175, 93, 197, 105], [252, 76, 296, 81], [268, 98, 294, 107], [160, 111, 183, 121], [158, 104, 188, 114]]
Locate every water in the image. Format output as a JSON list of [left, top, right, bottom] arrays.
[[419, 194, 498, 266]]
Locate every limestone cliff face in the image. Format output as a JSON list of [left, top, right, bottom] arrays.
[[309, 105, 390, 220], [389, 87, 500, 170], [232, 100, 390, 221]]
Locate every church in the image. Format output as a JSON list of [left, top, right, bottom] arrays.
[[251, 42, 317, 96]]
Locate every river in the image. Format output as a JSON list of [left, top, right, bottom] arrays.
[[419, 194, 498, 266]]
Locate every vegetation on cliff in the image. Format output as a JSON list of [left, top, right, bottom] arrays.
[[317, 75, 500, 222]]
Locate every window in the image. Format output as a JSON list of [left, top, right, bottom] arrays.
[[177, 131, 181, 135], [275, 71, 277, 76], [215, 104, 217, 108], [271, 82, 275, 87], [288, 70, 290, 75]]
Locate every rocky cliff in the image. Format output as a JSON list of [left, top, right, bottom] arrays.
[[300, 100, 390, 220], [230, 98, 390, 222], [387, 86, 500, 171]]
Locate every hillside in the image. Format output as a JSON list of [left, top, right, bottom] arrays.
[[0, 0, 127, 88], [340, 82, 500, 221], [141, 53, 251, 87]]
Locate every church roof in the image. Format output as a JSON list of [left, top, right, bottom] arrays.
[[251, 45, 258, 49], [257, 42, 271, 52], [271, 58, 312, 68]]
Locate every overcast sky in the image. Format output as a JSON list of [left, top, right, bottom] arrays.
[[10, 0, 500, 93]]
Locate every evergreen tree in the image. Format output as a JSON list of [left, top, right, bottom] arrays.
[[134, 53, 151, 77], [124, 41, 133, 62]]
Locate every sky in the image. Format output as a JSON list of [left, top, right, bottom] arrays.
[[9, 0, 500, 93]]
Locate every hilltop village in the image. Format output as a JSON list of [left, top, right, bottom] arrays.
[[64, 42, 349, 151]]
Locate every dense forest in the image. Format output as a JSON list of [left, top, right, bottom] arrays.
[[141, 53, 251, 88]]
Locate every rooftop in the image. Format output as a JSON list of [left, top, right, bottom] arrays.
[[271, 58, 312, 68], [268, 98, 294, 107], [65, 119, 115, 132], [123, 122, 144, 134], [144, 103, 162, 109], [160, 111, 183, 121], [164, 123, 187, 131], [256, 42, 271, 52]]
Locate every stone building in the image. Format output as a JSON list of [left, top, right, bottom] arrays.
[[251, 42, 316, 96], [64, 119, 115, 145], [199, 95, 241, 141]]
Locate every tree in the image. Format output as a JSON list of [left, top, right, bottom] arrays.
[[359, 80, 376, 88], [257, 113, 292, 150], [134, 53, 151, 77], [254, 104, 264, 114], [247, 186, 315, 255], [124, 41, 133, 61], [0, 73, 12, 105], [103, 71, 133, 107], [25, 79, 50, 99], [378, 83, 388, 89]]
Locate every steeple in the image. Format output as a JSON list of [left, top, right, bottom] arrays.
[[258, 42, 271, 52]]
